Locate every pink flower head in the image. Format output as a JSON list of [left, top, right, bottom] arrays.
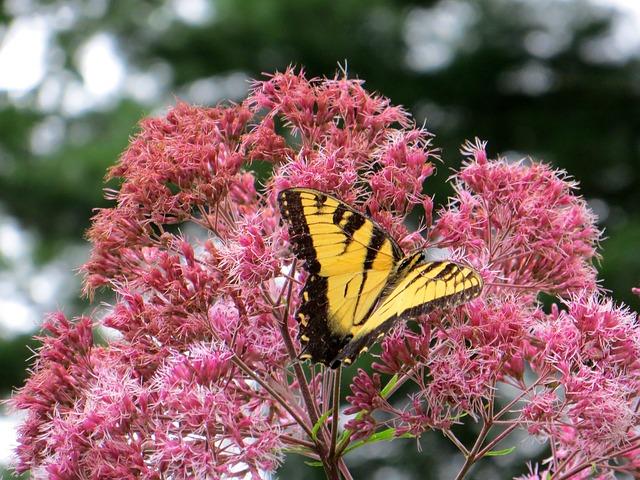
[[11, 313, 93, 473], [421, 340, 493, 416], [564, 369, 635, 454], [522, 294, 640, 472], [515, 463, 553, 480], [372, 323, 431, 374], [529, 294, 640, 375], [435, 139, 600, 296], [219, 212, 281, 285], [148, 343, 284, 477], [344, 369, 384, 414], [264, 69, 438, 250], [84, 102, 257, 293], [521, 391, 562, 436], [457, 296, 532, 379]]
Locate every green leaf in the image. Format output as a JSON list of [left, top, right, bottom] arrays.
[[311, 410, 331, 441], [449, 411, 469, 421], [380, 373, 399, 398], [304, 461, 324, 468], [337, 425, 351, 446], [281, 446, 314, 456], [483, 446, 516, 457], [343, 427, 414, 455], [337, 374, 399, 447]]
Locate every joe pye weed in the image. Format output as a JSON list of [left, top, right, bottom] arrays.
[[11, 69, 640, 479]]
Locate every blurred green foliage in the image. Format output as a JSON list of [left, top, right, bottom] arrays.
[[0, 334, 39, 394], [1, 0, 638, 477]]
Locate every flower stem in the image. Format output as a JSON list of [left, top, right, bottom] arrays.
[[230, 355, 314, 438], [476, 423, 518, 458], [277, 260, 342, 479], [329, 367, 342, 462], [493, 374, 546, 421], [454, 420, 492, 480], [280, 434, 316, 450], [444, 430, 470, 456], [338, 458, 354, 480], [278, 260, 324, 434]]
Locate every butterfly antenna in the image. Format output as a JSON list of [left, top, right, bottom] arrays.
[[365, 204, 372, 217]]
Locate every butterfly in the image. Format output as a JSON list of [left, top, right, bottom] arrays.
[[278, 188, 483, 368]]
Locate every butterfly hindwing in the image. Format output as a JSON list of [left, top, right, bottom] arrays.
[[278, 188, 483, 368], [278, 188, 403, 364], [332, 255, 483, 366]]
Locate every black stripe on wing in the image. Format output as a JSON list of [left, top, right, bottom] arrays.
[[278, 188, 404, 266], [296, 274, 353, 365], [278, 189, 322, 274], [277, 189, 360, 364], [331, 261, 483, 368], [277, 188, 412, 367]]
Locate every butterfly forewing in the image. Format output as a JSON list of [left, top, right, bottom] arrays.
[[279, 188, 403, 364]]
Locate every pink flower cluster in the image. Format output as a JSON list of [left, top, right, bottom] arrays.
[[11, 69, 640, 479], [435, 139, 600, 295], [524, 297, 640, 465]]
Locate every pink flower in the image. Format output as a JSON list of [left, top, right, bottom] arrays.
[[83, 102, 256, 293], [12, 313, 93, 474], [219, 213, 281, 284], [565, 369, 634, 453], [530, 295, 640, 375], [345, 369, 383, 414], [372, 323, 431, 374], [265, 69, 437, 250], [434, 139, 600, 296], [519, 294, 640, 475], [521, 391, 562, 435], [515, 463, 553, 480]]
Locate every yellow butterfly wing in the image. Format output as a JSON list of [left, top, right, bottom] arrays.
[[278, 188, 403, 365], [278, 188, 484, 368], [332, 255, 483, 366]]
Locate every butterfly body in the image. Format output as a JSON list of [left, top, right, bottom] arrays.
[[278, 188, 482, 368]]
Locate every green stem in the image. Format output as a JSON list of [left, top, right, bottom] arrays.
[[278, 260, 324, 435], [453, 420, 492, 480], [230, 355, 314, 439], [329, 367, 342, 462]]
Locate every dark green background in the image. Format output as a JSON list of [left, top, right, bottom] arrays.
[[1, 0, 638, 478]]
